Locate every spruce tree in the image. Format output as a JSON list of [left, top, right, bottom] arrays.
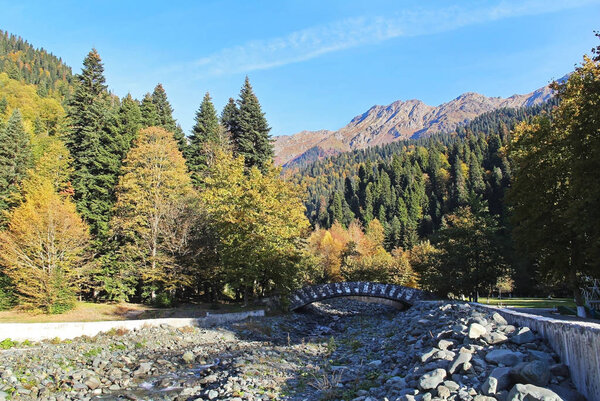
[[151, 84, 186, 153], [186, 92, 221, 185], [140, 93, 159, 127], [231, 77, 273, 171], [66, 49, 122, 238], [116, 94, 142, 155], [0, 109, 32, 221], [220, 97, 238, 134]]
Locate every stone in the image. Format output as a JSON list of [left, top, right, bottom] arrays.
[[511, 327, 536, 345], [528, 350, 554, 365], [443, 380, 460, 391], [484, 367, 513, 393], [84, 377, 101, 390], [438, 339, 455, 350], [482, 375, 499, 395], [208, 389, 219, 399], [468, 323, 487, 339], [485, 349, 524, 366], [493, 312, 508, 325], [419, 368, 447, 390], [511, 361, 551, 387], [421, 348, 438, 363], [437, 384, 451, 399], [506, 383, 563, 401], [485, 332, 508, 345], [449, 352, 472, 374], [549, 364, 569, 378], [474, 396, 496, 401], [133, 362, 152, 376], [548, 384, 586, 401], [182, 351, 195, 364]]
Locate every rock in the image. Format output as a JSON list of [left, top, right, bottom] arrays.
[[485, 349, 524, 366], [493, 312, 508, 325], [84, 377, 101, 390], [419, 368, 447, 390], [548, 384, 586, 401], [443, 380, 460, 391], [528, 350, 554, 365], [484, 367, 513, 393], [506, 383, 563, 401], [511, 327, 536, 345], [549, 364, 569, 378], [437, 384, 451, 398], [449, 352, 472, 374], [511, 361, 551, 387], [182, 351, 195, 364], [485, 332, 508, 345], [468, 323, 487, 339], [133, 362, 152, 376], [474, 396, 496, 401], [208, 389, 219, 399], [438, 339, 455, 351]]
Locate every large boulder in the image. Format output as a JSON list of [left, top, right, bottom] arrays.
[[511, 361, 551, 387], [511, 327, 536, 344], [485, 349, 524, 366], [507, 383, 564, 401]]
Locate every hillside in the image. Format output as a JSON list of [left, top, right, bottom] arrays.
[[274, 84, 554, 167]]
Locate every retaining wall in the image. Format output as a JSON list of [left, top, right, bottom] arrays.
[[475, 304, 600, 401], [0, 310, 265, 342]]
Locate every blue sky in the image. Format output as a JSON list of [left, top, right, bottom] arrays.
[[1, 0, 599, 136]]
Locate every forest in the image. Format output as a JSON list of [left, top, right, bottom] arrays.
[[0, 30, 599, 313]]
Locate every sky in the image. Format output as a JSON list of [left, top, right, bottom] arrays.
[[1, 0, 599, 136]]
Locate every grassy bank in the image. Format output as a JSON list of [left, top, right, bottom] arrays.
[[478, 297, 576, 309], [0, 301, 261, 323]]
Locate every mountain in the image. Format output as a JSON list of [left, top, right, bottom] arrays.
[[274, 84, 554, 167]]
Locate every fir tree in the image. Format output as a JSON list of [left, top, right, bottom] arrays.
[[231, 77, 273, 171], [140, 93, 159, 127], [115, 94, 142, 157], [186, 92, 221, 185], [0, 109, 32, 221], [151, 84, 186, 153], [66, 49, 121, 237], [220, 97, 238, 134]]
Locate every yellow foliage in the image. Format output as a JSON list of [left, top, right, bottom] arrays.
[[0, 180, 89, 312]]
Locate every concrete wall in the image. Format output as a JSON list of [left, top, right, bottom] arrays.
[[476, 304, 600, 401], [0, 310, 265, 342]]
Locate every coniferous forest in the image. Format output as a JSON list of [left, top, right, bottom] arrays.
[[0, 29, 599, 313]]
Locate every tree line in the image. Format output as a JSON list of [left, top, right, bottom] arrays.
[[0, 49, 305, 312]]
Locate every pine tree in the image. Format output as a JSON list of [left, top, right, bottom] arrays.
[[231, 77, 273, 171], [66, 49, 121, 238], [151, 84, 186, 153], [186, 92, 221, 185], [220, 97, 238, 134], [140, 93, 159, 127], [0, 109, 32, 221]]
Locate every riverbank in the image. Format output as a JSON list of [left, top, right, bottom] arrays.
[[0, 299, 585, 400]]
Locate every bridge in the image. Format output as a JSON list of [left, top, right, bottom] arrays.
[[289, 281, 434, 311]]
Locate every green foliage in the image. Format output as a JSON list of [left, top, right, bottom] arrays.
[[151, 83, 186, 153], [0, 30, 72, 102], [186, 92, 224, 185], [509, 53, 600, 303], [0, 109, 32, 222], [0, 338, 16, 349], [66, 49, 123, 238], [230, 77, 274, 171]]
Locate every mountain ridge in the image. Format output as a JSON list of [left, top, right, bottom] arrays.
[[274, 83, 555, 167]]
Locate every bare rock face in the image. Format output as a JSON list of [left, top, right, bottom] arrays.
[[274, 84, 555, 166]]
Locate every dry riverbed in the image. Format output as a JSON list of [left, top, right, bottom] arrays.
[[0, 299, 585, 401]]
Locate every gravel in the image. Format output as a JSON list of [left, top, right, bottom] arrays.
[[0, 299, 585, 400]]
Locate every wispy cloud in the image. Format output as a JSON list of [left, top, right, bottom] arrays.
[[180, 0, 599, 78]]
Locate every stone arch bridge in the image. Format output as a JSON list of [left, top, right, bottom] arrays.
[[289, 281, 434, 311]]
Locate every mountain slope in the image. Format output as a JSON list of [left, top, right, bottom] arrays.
[[274, 84, 554, 167]]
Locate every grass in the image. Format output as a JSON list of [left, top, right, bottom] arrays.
[[478, 297, 576, 309], [0, 301, 263, 323]]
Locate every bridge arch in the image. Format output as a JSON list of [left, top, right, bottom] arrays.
[[289, 281, 433, 311]]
